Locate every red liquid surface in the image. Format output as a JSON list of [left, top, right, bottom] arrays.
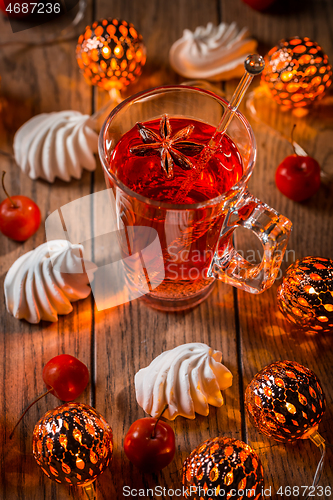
[[108, 117, 244, 305], [110, 117, 243, 204]]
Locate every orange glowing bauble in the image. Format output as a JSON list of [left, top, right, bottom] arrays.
[[32, 402, 113, 486], [76, 18, 146, 92], [277, 257, 333, 333], [262, 37, 332, 108], [182, 437, 264, 500], [245, 360, 326, 443]]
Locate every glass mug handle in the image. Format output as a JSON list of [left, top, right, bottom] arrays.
[[208, 190, 292, 293]]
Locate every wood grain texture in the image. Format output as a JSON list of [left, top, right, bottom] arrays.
[[0, 0, 332, 498], [93, 2, 241, 500], [222, 0, 333, 496], [0, 4, 95, 500], [94, 286, 239, 500]]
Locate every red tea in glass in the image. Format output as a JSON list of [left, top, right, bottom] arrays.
[[110, 116, 243, 303], [99, 86, 291, 311]]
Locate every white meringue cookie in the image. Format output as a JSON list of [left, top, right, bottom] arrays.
[[135, 343, 232, 420], [4, 240, 96, 323], [13, 111, 98, 182], [169, 22, 258, 81]]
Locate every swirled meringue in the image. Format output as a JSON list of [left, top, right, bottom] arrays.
[[4, 240, 96, 323], [135, 343, 233, 420], [13, 111, 98, 182], [169, 22, 257, 81]]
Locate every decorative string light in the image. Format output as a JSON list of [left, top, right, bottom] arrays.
[[182, 436, 264, 500], [32, 402, 113, 499], [76, 18, 146, 105], [277, 257, 333, 333], [262, 37, 332, 109], [245, 360, 327, 499]]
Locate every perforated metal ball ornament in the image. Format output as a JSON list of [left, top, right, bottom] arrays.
[[32, 402, 113, 486], [245, 360, 326, 443], [277, 257, 333, 334], [261, 37, 332, 108], [76, 18, 146, 92], [182, 437, 264, 500]]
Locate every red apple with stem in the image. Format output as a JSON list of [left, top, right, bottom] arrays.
[[124, 405, 175, 473], [275, 125, 321, 202], [0, 171, 41, 241], [10, 354, 89, 439]]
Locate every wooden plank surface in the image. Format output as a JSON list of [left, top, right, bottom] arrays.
[[222, 0, 333, 496], [92, 2, 241, 500], [0, 0, 332, 499], [0, 5, 95, 500]]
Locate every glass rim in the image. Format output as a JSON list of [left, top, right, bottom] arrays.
[[98, 84, 257, 210]]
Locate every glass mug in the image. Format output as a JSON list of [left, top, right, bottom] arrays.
[[99, 86, 292, 311]]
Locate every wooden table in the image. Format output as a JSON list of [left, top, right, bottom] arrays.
[[1, 0, 333, 498]]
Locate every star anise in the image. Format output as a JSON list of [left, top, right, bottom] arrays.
[[129, 114, 204, 179]]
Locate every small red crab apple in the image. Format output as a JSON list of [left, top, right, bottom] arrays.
[[124, 405, 175, 472], [10, 354, 89, 439], [42, 354, 89, 401], [275, 125, 321, 202], [0, 171, 41, 241]]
